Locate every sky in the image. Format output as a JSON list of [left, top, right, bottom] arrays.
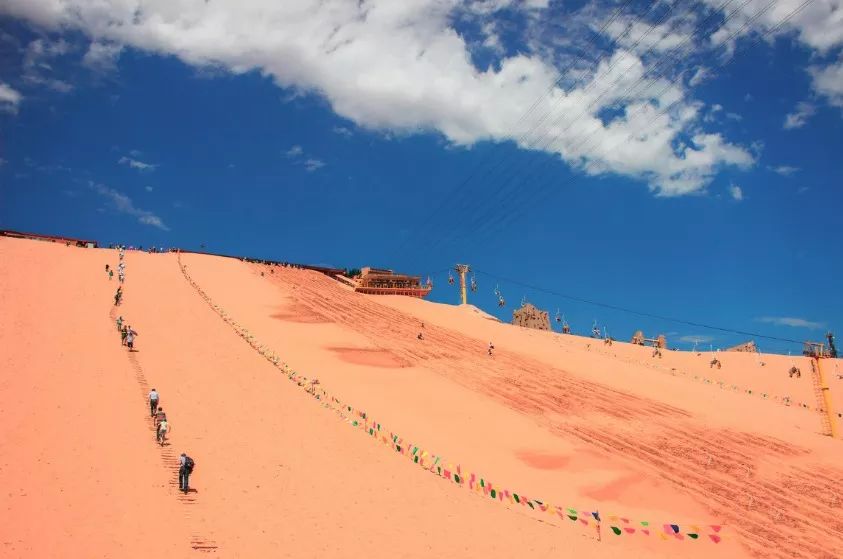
[[1, 0, 841, 355]]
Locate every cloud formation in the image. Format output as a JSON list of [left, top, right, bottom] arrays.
[[770, 165, 799, 176], [90, 182, 169, 230], [811, 57, 843, 108], [0, 82, 23, 113], [783, 101, 816, 129], [303, 158, 325, 172], [21, 37, 74, 93], [286, 144, 325, 172], [0, 0, 756, 196], [679, 335, 714, 344], [118, 156, 158, 172], [332, 126, 353, 137], [285, 145, 304, 158], [83, 41, 123, 72], [757, 316, 825, 329], [729, 183, 743, 201]]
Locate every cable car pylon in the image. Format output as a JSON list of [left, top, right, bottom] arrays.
[[454, 264, 471, 305]]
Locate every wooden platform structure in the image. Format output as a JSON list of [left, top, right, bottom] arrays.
[[352, 267, 432, 298], [631, 330, 666, 348]]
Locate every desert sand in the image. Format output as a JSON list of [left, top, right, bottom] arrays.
[[2, 236, 841, 558]]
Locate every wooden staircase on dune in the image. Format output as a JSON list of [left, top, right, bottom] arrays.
[[809, 358, 838, 438]]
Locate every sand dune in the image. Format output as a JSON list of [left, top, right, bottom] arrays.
[[2, 236, 841, 558]]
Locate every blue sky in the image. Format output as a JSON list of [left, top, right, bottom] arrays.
[[1, 1, 841, 354]]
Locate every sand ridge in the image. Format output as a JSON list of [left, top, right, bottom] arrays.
[[3, 236, 842, 558]]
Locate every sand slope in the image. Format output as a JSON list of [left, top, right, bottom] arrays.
[[2, 237, 841, 558]]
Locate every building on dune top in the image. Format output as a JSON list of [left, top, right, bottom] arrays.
[[512, 302, 550, 331], [725, 340, 758, 352], [352, 267, 432, 298]]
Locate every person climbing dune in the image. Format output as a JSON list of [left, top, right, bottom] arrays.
[[179, 453, 195, 494], [125, 326, 138, 351], [157, 417, 169, 446], [148, 388, 159, 417]]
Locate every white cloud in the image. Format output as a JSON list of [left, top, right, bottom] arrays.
[[89, 182, 169, 230], [23, 38, 70, 70], [0, 1, 754, 196], [688, 67, 710, 87], [679, 335, 714, 344], [702, 0, 843, 107], [757, 316, 825, 329], [783, 101, 816, 129], [771, 165, 799, 176], [332, 126, 353, 137], [706, 0, 843, 53], [304, 158, 325, 172], [602, 15, 693, 55], [729, 183, 743, 201], [0, 157, 6, 166], [23, 74, 73, 92], [285, 145, 304, 158], [481, 21, 504, 53], [286, 144, 325, 171], [118, 156, 158, 172], [145, 185, 154, 192], [811, 57, 843, 108], [797, 185, 809, 194], [83, 41, 123, 72], [0, 82, 23, 113], [20, 37, 74, 93]]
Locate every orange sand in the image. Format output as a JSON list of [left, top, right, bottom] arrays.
[[2, 236, 841, 558]]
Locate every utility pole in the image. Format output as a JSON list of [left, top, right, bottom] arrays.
[[455, 264, 470, 305]]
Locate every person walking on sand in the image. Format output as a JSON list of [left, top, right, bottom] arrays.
[[154, 407, 167, 430], [116, 315, 123, 332], [105, 264, 110, 273], [114, 286, 122, 306], [148, 388, 159, 417], [108, 269, 114, 281], [179, 453, 195, 493], [488, 341, 495, 356], [125, 326, 137, 351], [121, 325, 128, 345], [156, 417, 170, 445]]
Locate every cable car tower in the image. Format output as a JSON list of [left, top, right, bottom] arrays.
[[454, 264, 471, 305]]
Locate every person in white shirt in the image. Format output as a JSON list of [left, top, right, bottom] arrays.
[[148, 389, 159, 417], [126, 327, 137, 350]]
